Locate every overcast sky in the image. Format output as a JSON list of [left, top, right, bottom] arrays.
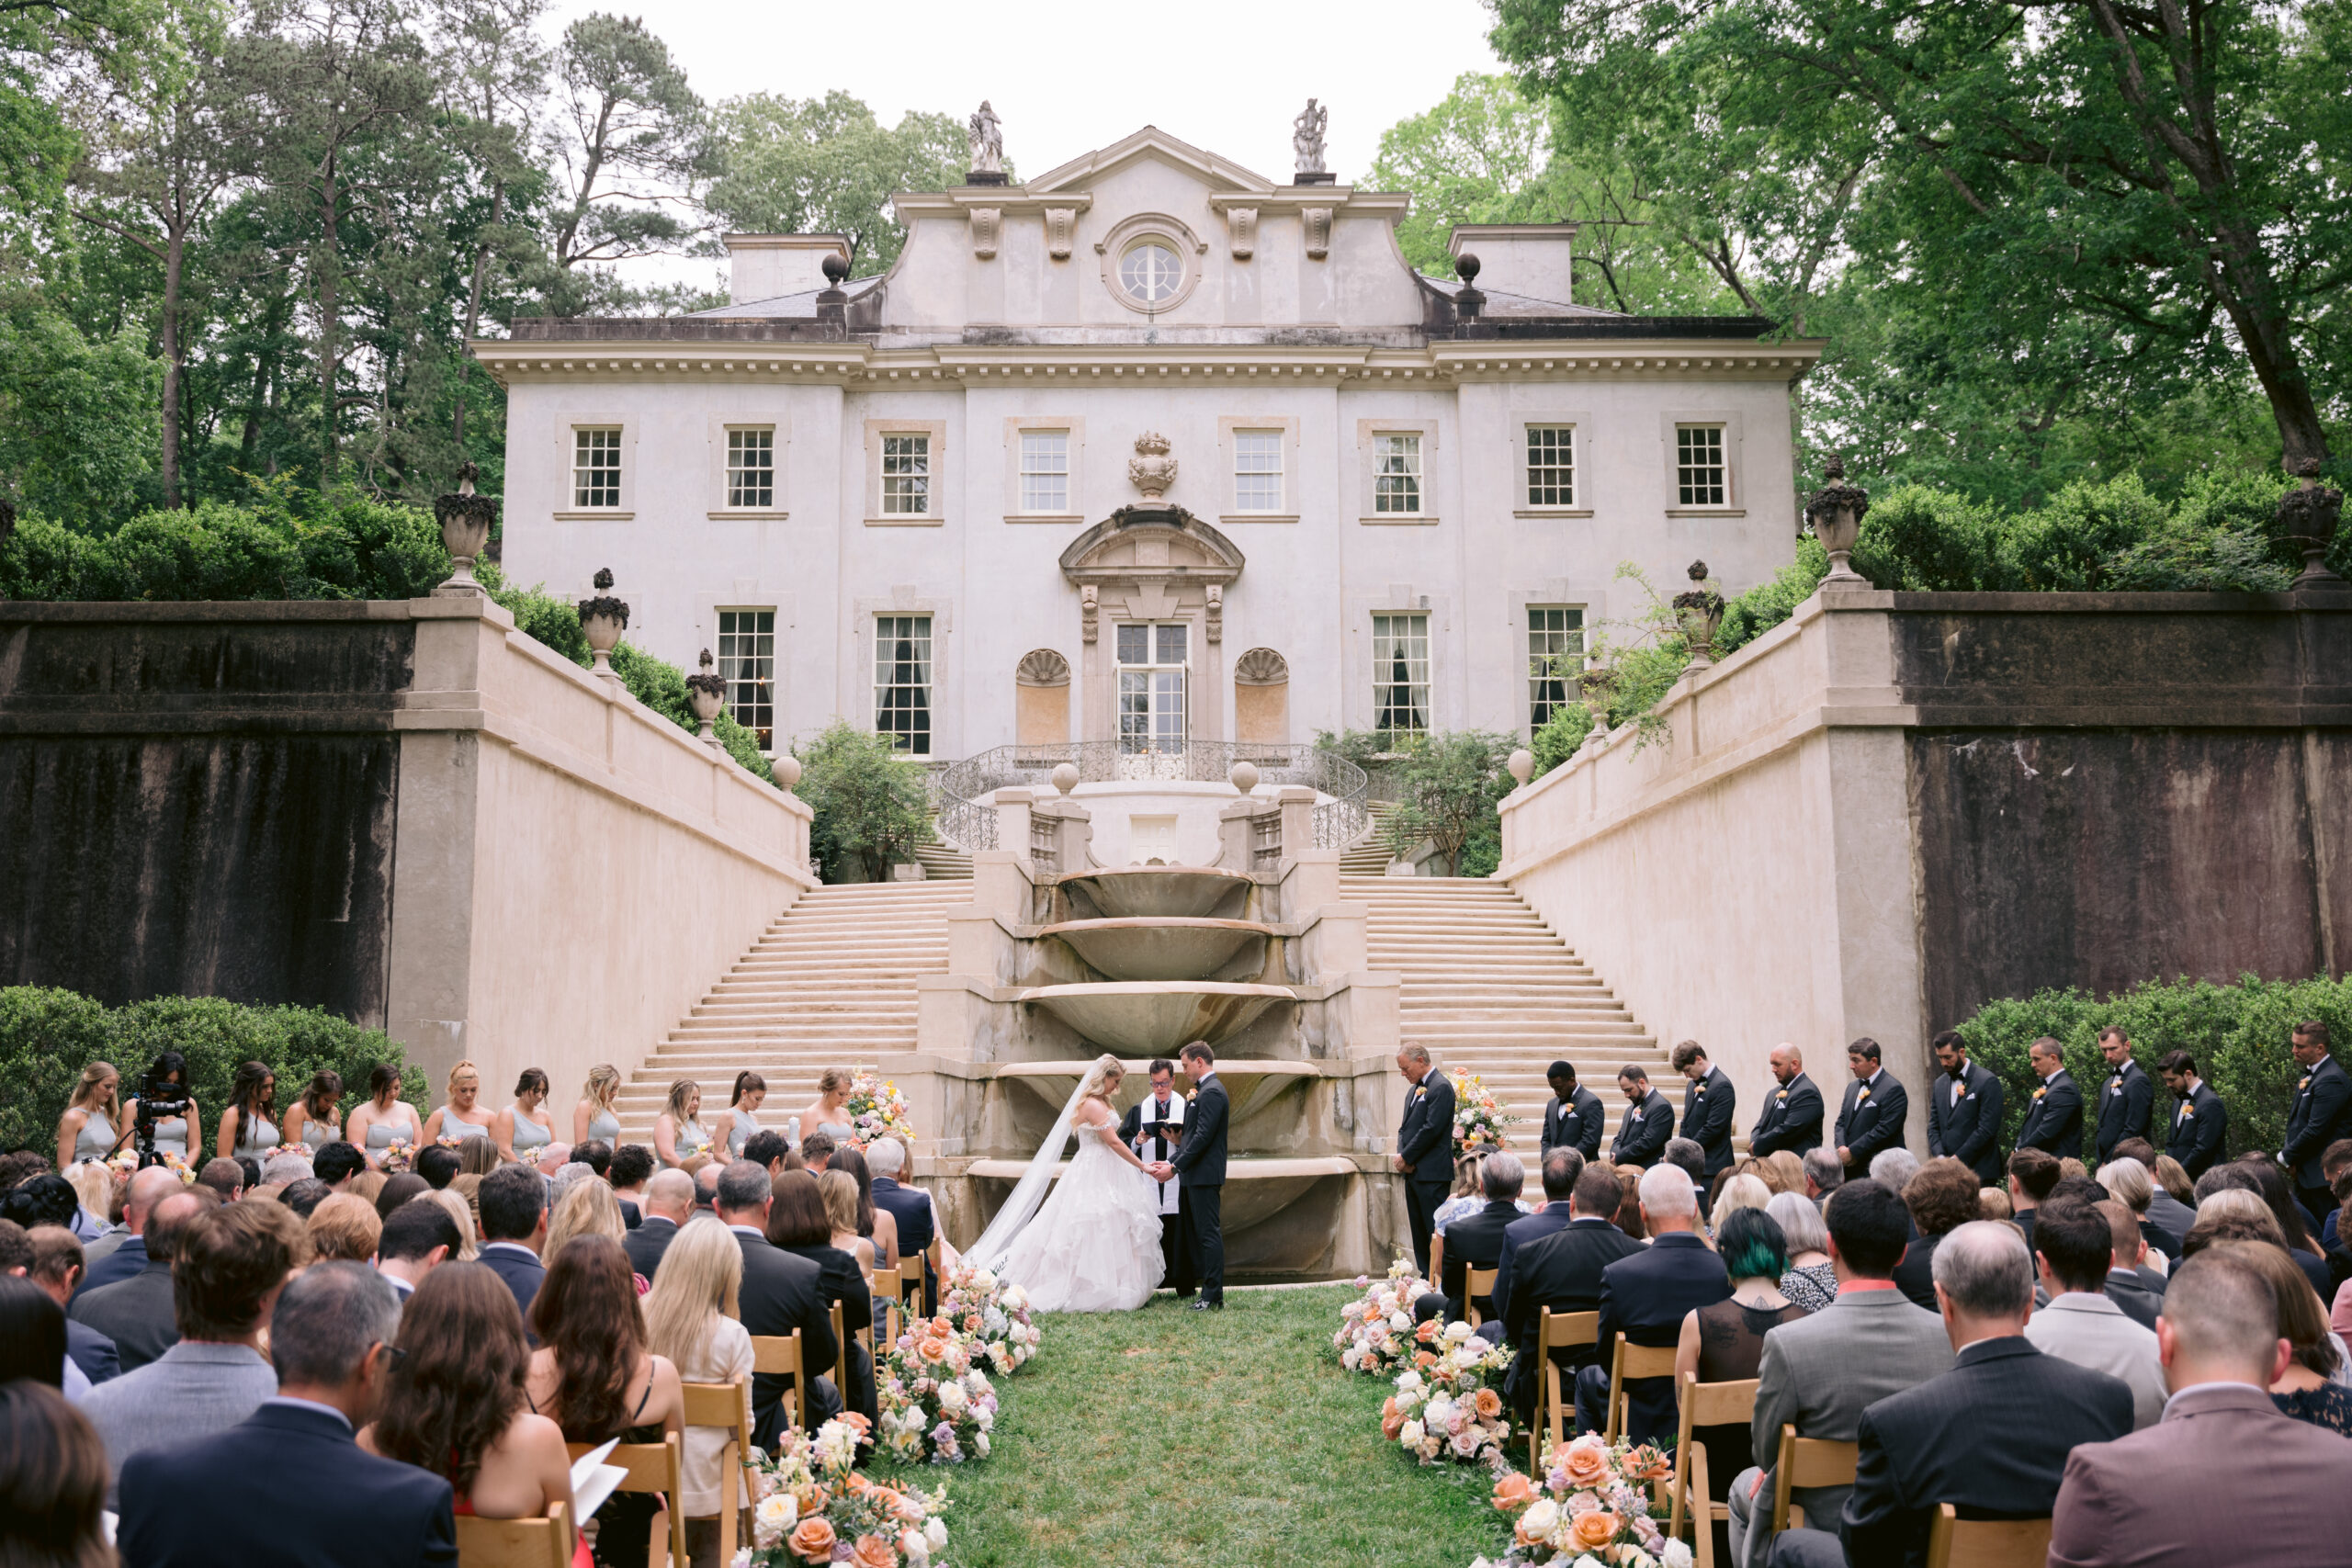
[[546, 0, 1506, 288]]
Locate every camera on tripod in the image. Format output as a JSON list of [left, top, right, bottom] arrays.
[[132, 1067, 193, 1167]]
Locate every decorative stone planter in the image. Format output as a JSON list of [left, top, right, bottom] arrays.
[[2276, 457, 2346, 588], [1674, 558, 1726, 669], [1805, 456, 1871, 583], [684, 649, 727, 748], [576, 568, 628, 682], [432, 463, 499, 596]]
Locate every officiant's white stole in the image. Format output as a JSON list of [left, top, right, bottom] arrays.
[[1133, 1094, 1184, 1215]]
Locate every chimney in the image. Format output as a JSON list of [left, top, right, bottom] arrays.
[[1446, 224, 1577, 308], [722, 234, 854, 306]]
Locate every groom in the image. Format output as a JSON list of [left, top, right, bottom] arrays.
[[1150, 1041, 1228, 1311]]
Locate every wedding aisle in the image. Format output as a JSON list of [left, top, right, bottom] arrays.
[[870, 1286, 1508, 1567]]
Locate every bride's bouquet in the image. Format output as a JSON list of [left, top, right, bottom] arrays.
[[1452, 1073, 1522, 1156], [1385, 1322, 1514, 1468], [1470, 1434, 1686, 1568], [740, 1413, 956, 1567], [938, 1261, 1041, 1376], [1334, 1258, 1437, 1375], [844, 1070, 918, 1149], [876, 1319, 998, 1464]]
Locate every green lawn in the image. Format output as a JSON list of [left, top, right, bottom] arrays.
[[875, 1286, 1515, 1568]]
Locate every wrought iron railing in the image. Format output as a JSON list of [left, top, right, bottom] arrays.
[[931, 739, 1372, 856]]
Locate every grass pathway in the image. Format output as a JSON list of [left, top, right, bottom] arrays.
[[874, 1287, 1512, 1568]]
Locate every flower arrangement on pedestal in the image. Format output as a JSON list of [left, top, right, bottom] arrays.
[[938, 1262, 1040, 1375], [740, 1413, 955, 1567], [1334, 1258, 1438, 1374], [843, 1071, 917, 1149], [1385, 1323, 1514, 1467], [1470, 1434, 1687, 1568], [1453, 1074, 1521, 1156], [876, 1319, 999, 1463]]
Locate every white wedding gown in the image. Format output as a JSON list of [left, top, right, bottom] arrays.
[[993, 1117, 1167, 1312]]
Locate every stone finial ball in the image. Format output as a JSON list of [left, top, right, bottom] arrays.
[[1454, 253, 1481, 285], [820, 253, 851, 286], [775, 754, 803, 791], [1507, 749, 1534, 786], [1229, 761, 1261, 795], [1051, 761, 1080, 795]]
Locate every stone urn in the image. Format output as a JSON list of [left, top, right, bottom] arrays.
[[576, 568, 628, 682], [1576, 667, 1616, 754], [1674, 558, 1727, 670], [433, 462, 499, 595], [1127, 433, 1178, 502], [684, 649, 727, 747], [2276, 457, 2346, 588], [1805, 456, 1871, 583]]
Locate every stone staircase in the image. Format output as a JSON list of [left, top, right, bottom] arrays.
[[1340, 801, 1402, 874], [1346, 874, 1663, 1143], [910, 837, 974, 880], [616, 883, 968, 1137]]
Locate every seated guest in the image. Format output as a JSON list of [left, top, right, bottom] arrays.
[[829, 1146, 899, 1276], [1800, 1148, 1843, 1209], [2024, 1198, 2167, 1429], [1768, 1222, 2132, 1568], [374, 1171, 430, 1219], [2150, 1153, 2198, 1224], [624, 1168, 695, 1280], [77, 1166, 182, 1297], [119, 1262, 455, 1568], [868, 1136, 949, 1290], [1494, 1146, 1581, 1330], [308, 1192, 382, 1264], [692, 1161, 722, 1213], [2184, 1189, 2289, 1258], [608, 1143, 655, 1227], [1675, 1209, 1807, 1560], [1572, 1163, 1731, 1445], [2049, 1247, 2352, 1567], [572, 1139, 613, 1179], [414, 1144, 461, 1191], [712, 1160, 839, 1446], [25, 1225, 118, 1385], [2, 1173, 83, 1239], [260, 1151, 311, 1190], [1710, 1173, 1772, 1236], [78, 1202, 290, 1506], [477, 1163, 550, 1322], [2219, 1238, 2352, 1436], [195, 1156, 244, 1202], [2229, 1156, 2334, 1299], [1441, 1150, 1526, 1323], [798, 1131, 836, 1173], [345, 1169, 389, 1211], [2097, 1156, 2177, 1265], [0, 1381, 113, 1567], [526, 1235, 685, 1568], [643, 1219, 758, 1567], [427, 1188, 479, 1261], [767, 1170, 877, 1427], [71, 1189, 210, 1371], [741, 1130, 789, 1179], [1891, 1158, 1982, 1312], [1728, 1180, 1952, 1568], [377, 1199, 461, 1303], [457, 1137, 501, 1179], [363, 1262, 577, 1563], [1770, 1191, 1838, 1313], [2096, 1198, 2165, 1329], [545, 1177, 634, 1290], [1663, 1137, 1710, 1195], [313, 1140, 367, 1190], [2006, 1146, 2062, 1250], [0, 1274, 66, 1386], [280, 1177, 332, 1218], [1976, 1186, 2012, 1222], [819, 1170, 877, 1286]]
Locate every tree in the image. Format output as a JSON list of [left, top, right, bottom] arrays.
[[0, 286, 160, 522], [1385, 731, 1514, 877], [794, 721, 933, 883], [705, 90, 966, 277], [1366, 73, 1548, 279], [544, 12, 707, 277]]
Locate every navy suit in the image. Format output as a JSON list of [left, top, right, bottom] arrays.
[[2283, 1054, 2352, 1217], [2094, 1059, 2155, 1162], [623, 1214, 678, 1280], [119, 1400, 456, 1568], [478, 1242, 545, 1327], [76, 1233, 147, 1298], [1171, 1074, 1231, 1304], [1679, 1066, 1737, 1177], [1611, 1089, 1675, 1168], [2015, 1069, 2086, 1161], [1749, 1073, 1824, 1158], [1543, 1086, 1606, 1163], [1573, 1231, 1731, 1444], [2165, 1078, 2227, 1179], [1396, 1070, 1455, 1274], [1835, 1070, 1909, 1180], [732, 1229, 841, 1448], [1492, 1201, 1575, 1329], [66, 1318, 119, 1386], [1927, 1060, 2007, 1186]]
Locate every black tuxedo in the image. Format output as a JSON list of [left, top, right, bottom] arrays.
[[1121, 1095, 1188, 1287], [871, 1176, 936, 1313], [2095, 1059, 2155, 1161], [1397, 1070, 1456, 1274], [2015, 1069, 2085, 1161], [2165, 1078, 2227, 1178], [1493, 1202, 1575, 1328], [1927, 1060, 2007, 1186], [1543, 1086, 1605, 1163], [2283, 1054, 2352, 1207], [119, 1400, 456, 1568], [1835, 1070, 1909, 1180], [623, 1214, 679, 1280], [1500, 1216, 1642, 1422], [478, 1242, 546, 1328], [1440, 1198, 1520, 1321], [1170, 1074, 1230, 1305], [1679, 1066, 1737, 1177], [1611, 1089, 1674, 1168], [1574, 1231, 1731, 1445], [731, 1228, 840, 1447], [1749, 1073, 1824, 1158]]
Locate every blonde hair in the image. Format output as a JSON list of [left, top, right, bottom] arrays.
[[1452, 1151, 1488, 1199], [584, 1065, 620, 1110], [819, 1068, 852, 1098], [1762, 1150, 1807, 1196], [545, 1176, 628, 1259], [70, 1063, 119, 1113], [65, 1161, 114, 1220], [1978, 1186, 2014, 1222], [1710, 1173, 1772, 1232], [642, 1218, 742, 1372], [309, 1193, 382, 1263], [818, 1169, 861, 1235], [429, 1187, 479, 1260], [446, 1059, 481, 1100], [664, 1079, 699, 1123], [345, 1170, 387, 1209], [1083, 1054, 1125, 1100]]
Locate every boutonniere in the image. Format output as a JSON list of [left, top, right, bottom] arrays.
[[2300, 1077, 2312, 1091], [1185, 1090, 1198, 1104], [1855, 1090, 1870, 1104], [1691, 1088, 1705, 1098], [1776, 1090, 1789, 1101], [2032, 1087, 2047, 1100]]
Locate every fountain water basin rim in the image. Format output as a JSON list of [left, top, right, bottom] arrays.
[[1018, 980, 1295, 1054], [1037, 916, 1273, 981]]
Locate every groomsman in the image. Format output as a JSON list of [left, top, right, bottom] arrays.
[[2014, 1037, 2085, 1161], [1540, 1061, 1604, 1164], [1748, 1044, 1823, 1158], [1611, 1066, 1675, 1168], [1669, 1042, 1736, 1178], [1393, 1045, 1455, 1276], [2156, 1050, 2227, 1179], [2094, 1027, 2155, 1162], [1834, 1039, 1908, 1181], [1120, 1058, 1187, 1292], [2280, 1021, 2352, 1228], [1927, 1032, 2006, 1186]]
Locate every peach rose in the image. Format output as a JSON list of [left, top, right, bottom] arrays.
[[851, 1533, 899, 1568], [1491, 1472, 1539, 1512], [845, 1472, 874, 1496], [792, 1482, 829, 1517], [1559, 1439, 1613, 1490], [788, 1517, 838, 1562], [1416, 1320, 1441, 1343], [1414, 1349, 1440, 1370], [1382, 1410, 1406, 1440], [931, 1316, 954, 1337], [917, 1336, 951, 1364], [964, 1313, 983, 1333], [1473, 1388, 1503, 1420], [1383, 1396, 1400, 1420], [838, 1410, 874, 1437], [1568, 1509, 1621, 1551]]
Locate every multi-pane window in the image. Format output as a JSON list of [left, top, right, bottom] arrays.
[[1527, 607, 1585, 729], [1019, 431, 1069, 513], [718, 610, 775, 750], [874, 615, 933, 755], [1677, 425, 1726, 506], [726, 429, 775, 509], [1374, 434, 1422, 513], [572, 428, 622, 508], [1526, 426, 1575, 507], [1235, 431, 1283, 513], [1120, 243, 1182, 305], [1372, 613, 1430, 734], [1116, 623, 1189, 755], [882, 434, 931, 515]]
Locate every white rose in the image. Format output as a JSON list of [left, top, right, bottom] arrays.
[[938, 1381, 967, 1414], [1521, 1500, 1560, 1540], [1443, 1321, 1473, 1343], [925, 1518, 949, 1553], [974, 1430, 990, 1458], [1395, 1370, 1424, 1394], [752, 1495, 795, 1549], [1426, 1395, 1455, 1426], [1662, 1543, 1695, 1568], [975, 1405, 994, 1431], [1399, 1420, 1425, 1448], [1574, 1558, 1607, 1568], [975, 1269, 998, 1292]]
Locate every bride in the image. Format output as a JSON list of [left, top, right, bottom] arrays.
[[970, 1055, 1166, 1312]]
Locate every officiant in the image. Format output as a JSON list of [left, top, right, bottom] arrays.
[[1119, 1057, 1186, 1289]]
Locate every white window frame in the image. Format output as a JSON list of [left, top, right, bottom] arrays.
[[1356, 418, 1440, 524], [555, 419, 637, 519], [716, 608, 777, 751], [1510, 412, 1594, 518], [873, 613, 934, 755], [883, 434, 930, 515], [1114, 622, 1191, 756], [1526, 606, 1586, 730], [707, 419, 788, 518], [1374, 434, 1422, 514], [864, 420, 947, 525], [1001, 416, 1085, 522], [1676, 425, 1726, 507], [1525, 426, 1574, 509], [1216, 416, 1299, 523], [1019, 431, 1069, 513], [1657, 411, 1746, 515], [1370, 612, 1431, 735]]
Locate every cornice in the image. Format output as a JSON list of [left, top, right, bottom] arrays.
[[1204, 189, 1407, 216], [892, 191, 1097, 219]]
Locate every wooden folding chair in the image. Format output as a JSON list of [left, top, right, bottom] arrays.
[[750, 1329, 806, 1434], [1926, 1504, 2052, 1568], [455, 1500, 570, 1568], [1465, 1266, 1498, 1328], [567, 1432, 686, 1568], [1668, 1371, 1759, 1568], [1770, 1423, 1860, 1534], [681, 1380, 751, 1568], [1602, 1338, 1679, 1444], [1532, 1308, 1600, 1472]]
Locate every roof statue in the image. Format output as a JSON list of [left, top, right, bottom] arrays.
[[968, 101, 1004, 176], [1292, 99, 1328, 176]]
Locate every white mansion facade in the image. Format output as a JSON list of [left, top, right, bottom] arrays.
[[479, 127, 1820, 761]]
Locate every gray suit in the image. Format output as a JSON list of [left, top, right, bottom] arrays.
[[1727, 1285, 1955, 1568], [74, 1340, 278, 1506], [2023, 1292, 2166, 1429]]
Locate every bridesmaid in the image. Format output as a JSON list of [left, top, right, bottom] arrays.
[[55, 1063, 125, 1170], [722, 1072, 766, 1158], [652, 1080, 710, 1170], [122, 1052, 198, 1166], [495, 1070, 556, 1166], [573, 1065, 623, 1148], [216, 1062, 283, 1161], [423, 1060, 497, 1147], [281, 1070, 344, 1156], [798, 1068, 857, 1148], [347, 1064, 424, 1167]]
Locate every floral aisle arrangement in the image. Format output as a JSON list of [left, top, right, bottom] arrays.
[[1453, 1073, 1521, 1156], [1385, 1323, 1515, 1467], [938, 1262, 1041, 1375], [741, 1414, 956, 1567], [876, 1319, 999, 1463], [844, 1070, 918, 1149], [1334, 1258, 1438, 1374], [1470, 1435, 1689, 1568]]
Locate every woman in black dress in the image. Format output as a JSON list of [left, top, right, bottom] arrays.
[[1674, 1209, 1812, 1556], [766, 1169, 877, 1426]]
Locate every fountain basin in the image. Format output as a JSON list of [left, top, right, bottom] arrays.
[[1019, 981, 1294, 1053], [1059, 866, 1252, 921], [1039, 917, 1272, 981]]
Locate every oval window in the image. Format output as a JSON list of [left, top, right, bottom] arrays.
[[1118, 242, 1182, 305]]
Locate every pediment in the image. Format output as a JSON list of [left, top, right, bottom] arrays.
[[1023, 126, 1277, 199], [1058, 506, 1246, 584]]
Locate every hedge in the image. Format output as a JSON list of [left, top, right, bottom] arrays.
[[1951, 973, 2352, 1166], [0, 987, 420, 1156]]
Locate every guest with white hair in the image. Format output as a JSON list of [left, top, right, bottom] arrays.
[[1570, 1162, 1732, 1444], [261, 1152, 312, 1189], [1869, 1145, 1921, 1192], [1770, 1189, 1839, 1312], [865, 1135, 952, 1311]]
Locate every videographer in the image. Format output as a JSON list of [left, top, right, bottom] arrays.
[[121, 1053, 200, 1170]]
